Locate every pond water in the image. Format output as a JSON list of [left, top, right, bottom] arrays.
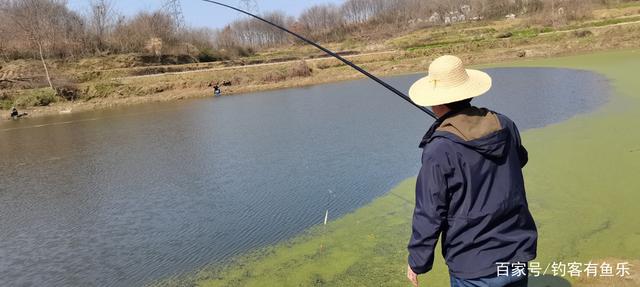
[[0, 68, 609, 287]]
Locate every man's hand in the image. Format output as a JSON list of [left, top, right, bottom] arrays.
[[407, 265, 419, 287]]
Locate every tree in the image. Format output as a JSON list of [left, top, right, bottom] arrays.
[[342, 0, 372, 24], [298, 4, 344, 41], [4, 0, 61, 90], [88, 0, 115, 53], [111, 11, 177, 54]]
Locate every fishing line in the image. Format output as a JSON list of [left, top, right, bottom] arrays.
[[199, 0, 437, 119]]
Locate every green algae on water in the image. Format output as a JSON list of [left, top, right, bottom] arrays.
[[154, 50, 640, 287]]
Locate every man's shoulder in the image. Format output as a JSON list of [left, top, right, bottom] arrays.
[[421, 135, 456, 161], [490, 111, 516, 128]]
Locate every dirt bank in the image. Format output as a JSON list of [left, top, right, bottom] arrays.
[[3, 12, 640, 121]]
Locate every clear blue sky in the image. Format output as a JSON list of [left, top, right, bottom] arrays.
[[68, 0, 345, 29]]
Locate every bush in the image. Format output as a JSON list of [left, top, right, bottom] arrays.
[[56, 84, 82, 101], [226, 46, 255, 58], [0, 100, 13, 110], [0, 91, 15, 109], [574, 30, 593, 38], [197, 48, 228, 62], [0, 91, 14, 110], [289, 60, 313, 78], [496, 32, 513, 39], [138, 54, 198, 65], [14, 88, 57, 108]]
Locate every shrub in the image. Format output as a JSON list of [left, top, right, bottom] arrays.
[[496, 32, 513, 39], [231, 46, 255, 57], [56, 84, 82, 101], [0, 91, 13, 110], [14, 88, 57, 108], [574, 30, 593, 38], [0, 100, 13, 110], [198, 48, 228, 62], [289, 60, 313, 78]]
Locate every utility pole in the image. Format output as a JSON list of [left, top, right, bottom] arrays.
[[163, 0, 186, 31]]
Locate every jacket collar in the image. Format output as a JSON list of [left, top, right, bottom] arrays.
[[437, 107, 502, 142], [419, 109, 462, 149]]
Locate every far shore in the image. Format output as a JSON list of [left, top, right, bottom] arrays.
[[4, 47, 637, 122], [4, 13, 640, 121]]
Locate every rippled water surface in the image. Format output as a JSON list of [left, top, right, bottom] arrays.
[[0, 68, 608, 286]]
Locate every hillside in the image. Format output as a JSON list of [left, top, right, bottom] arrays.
[[2, 2, 640, 118]]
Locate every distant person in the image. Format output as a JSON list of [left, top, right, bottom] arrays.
[[10, 107, 19, 119], [9, 107, 27, 119], [405, 55, 537, 287], [213, 82, 221, 97]]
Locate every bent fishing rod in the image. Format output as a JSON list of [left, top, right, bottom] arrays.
[[200, 0, 437, 119]]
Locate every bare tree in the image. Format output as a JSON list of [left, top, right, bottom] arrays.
[[0, 0, 617, 63], [88, 0, 115, 53], [4, 0, 60, 90], [342, 0, 372, 24], [298, 4, 344, 41], [0, 2, 10, 61], [111, 11, 177, 54], [212, 11, 291, 49]]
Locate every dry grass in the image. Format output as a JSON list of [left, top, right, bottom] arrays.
[[3, 9, 640, 119], [267, 60, 313, 82]]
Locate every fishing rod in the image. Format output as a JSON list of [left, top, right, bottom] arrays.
[[200, 0, 437, 119]]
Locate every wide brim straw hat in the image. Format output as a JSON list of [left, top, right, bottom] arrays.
[[409, 55, 492, 107]]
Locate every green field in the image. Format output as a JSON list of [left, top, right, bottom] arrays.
[[156, 50, 640, 287]]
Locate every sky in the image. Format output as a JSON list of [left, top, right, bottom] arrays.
[[67, 0, 345, 29]]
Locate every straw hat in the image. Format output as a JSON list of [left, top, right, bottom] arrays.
[[409, 55, 492, 107]]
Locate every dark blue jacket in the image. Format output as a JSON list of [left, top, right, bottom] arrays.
[[408, 107, 537, 279]]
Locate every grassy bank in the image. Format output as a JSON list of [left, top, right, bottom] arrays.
[[153, 50, 640, 287]]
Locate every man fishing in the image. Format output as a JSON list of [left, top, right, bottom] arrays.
[[10, 106, 26, 119], [406, 55, 538, 287], [213, 82, 221, 97], [10, 107, 19, 118], [201, 3, 536, 286]]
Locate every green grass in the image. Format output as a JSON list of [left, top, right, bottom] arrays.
[[0, 99, 13, 110], [399, 25, 560, 53], [497, 50, 640, 263], [561, 16, 640, 31], [406, 39, 475, 52], [153, 50, 640, 287], [397, 14, 640, 53], [511, 27, 544, 39], [612, 1, 640, 9], [12, 88, 58, 108]]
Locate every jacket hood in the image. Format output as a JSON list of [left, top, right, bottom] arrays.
[[421, 107, 509, 160]]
